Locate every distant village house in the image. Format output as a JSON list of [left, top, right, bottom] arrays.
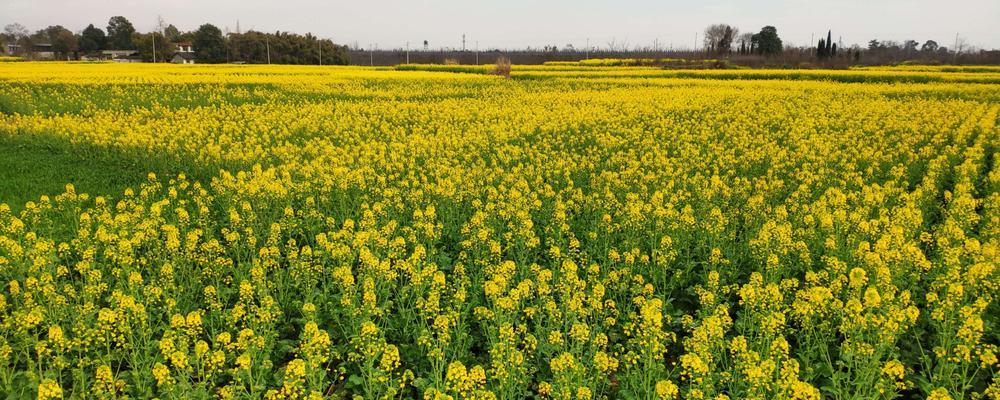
[[172, 41, 195, 64], [80, 49, 141, 62], [8, 43, 56, 60]]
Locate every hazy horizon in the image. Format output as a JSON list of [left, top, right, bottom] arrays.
[[4, 0, 999, 51]]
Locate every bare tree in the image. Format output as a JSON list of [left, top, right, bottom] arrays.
[[3, 23, 31, 56], [4, 23, 29, 39], [605, 37, 630, 52], [954, 36, 969, 54], [606, 37, 618, 52], [704, 24, 738, 55], [737, 32, 754, 54]]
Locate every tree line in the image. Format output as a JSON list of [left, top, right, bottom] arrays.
[[1, 16, 349, 65], [702, 23, 993, 65], [705, 25, 784, 56], [4, 17, 994, 66]]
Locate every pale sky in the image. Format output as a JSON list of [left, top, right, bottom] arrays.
[[4, 0, 999, 50]]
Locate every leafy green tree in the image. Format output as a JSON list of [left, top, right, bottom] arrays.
[[193, 23, 226, 63], [79, 24, 107, 53], [133, 32, 174, 62], [107, 16, 136, 49], [751, 26, 782, 55], [45, 26, 78, 58], [226, 30, 349, 65], [164, 24, 181, 42]]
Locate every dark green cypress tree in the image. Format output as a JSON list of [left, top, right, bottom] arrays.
[[818, 39, 826, 58], [826, 30, 833, 56]]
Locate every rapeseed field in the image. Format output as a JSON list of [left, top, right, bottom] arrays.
[[0, 62, 997, 399]]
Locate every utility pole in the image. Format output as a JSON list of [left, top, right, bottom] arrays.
[[319, 39, 322, 65], [266, 37, 271, 64], [406, 41, 410, 64], [227, 18, 243, 58], [369, 42, 373, 66], [586, 38, 590, 59], [695, 32, 698, 53], [233, 20, 241, 63], [154, 15, 165, 63], [476, 41, 479, 64], [953, 32, 960, 63], [462, 34, 466, 51]]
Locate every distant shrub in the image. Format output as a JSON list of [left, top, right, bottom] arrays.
[[542, 61, 578, 66], [546, 58, 741, 69], [710, 60, 732, 69], [394, 64, 490, 74], [492, 56, 512, 78]]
